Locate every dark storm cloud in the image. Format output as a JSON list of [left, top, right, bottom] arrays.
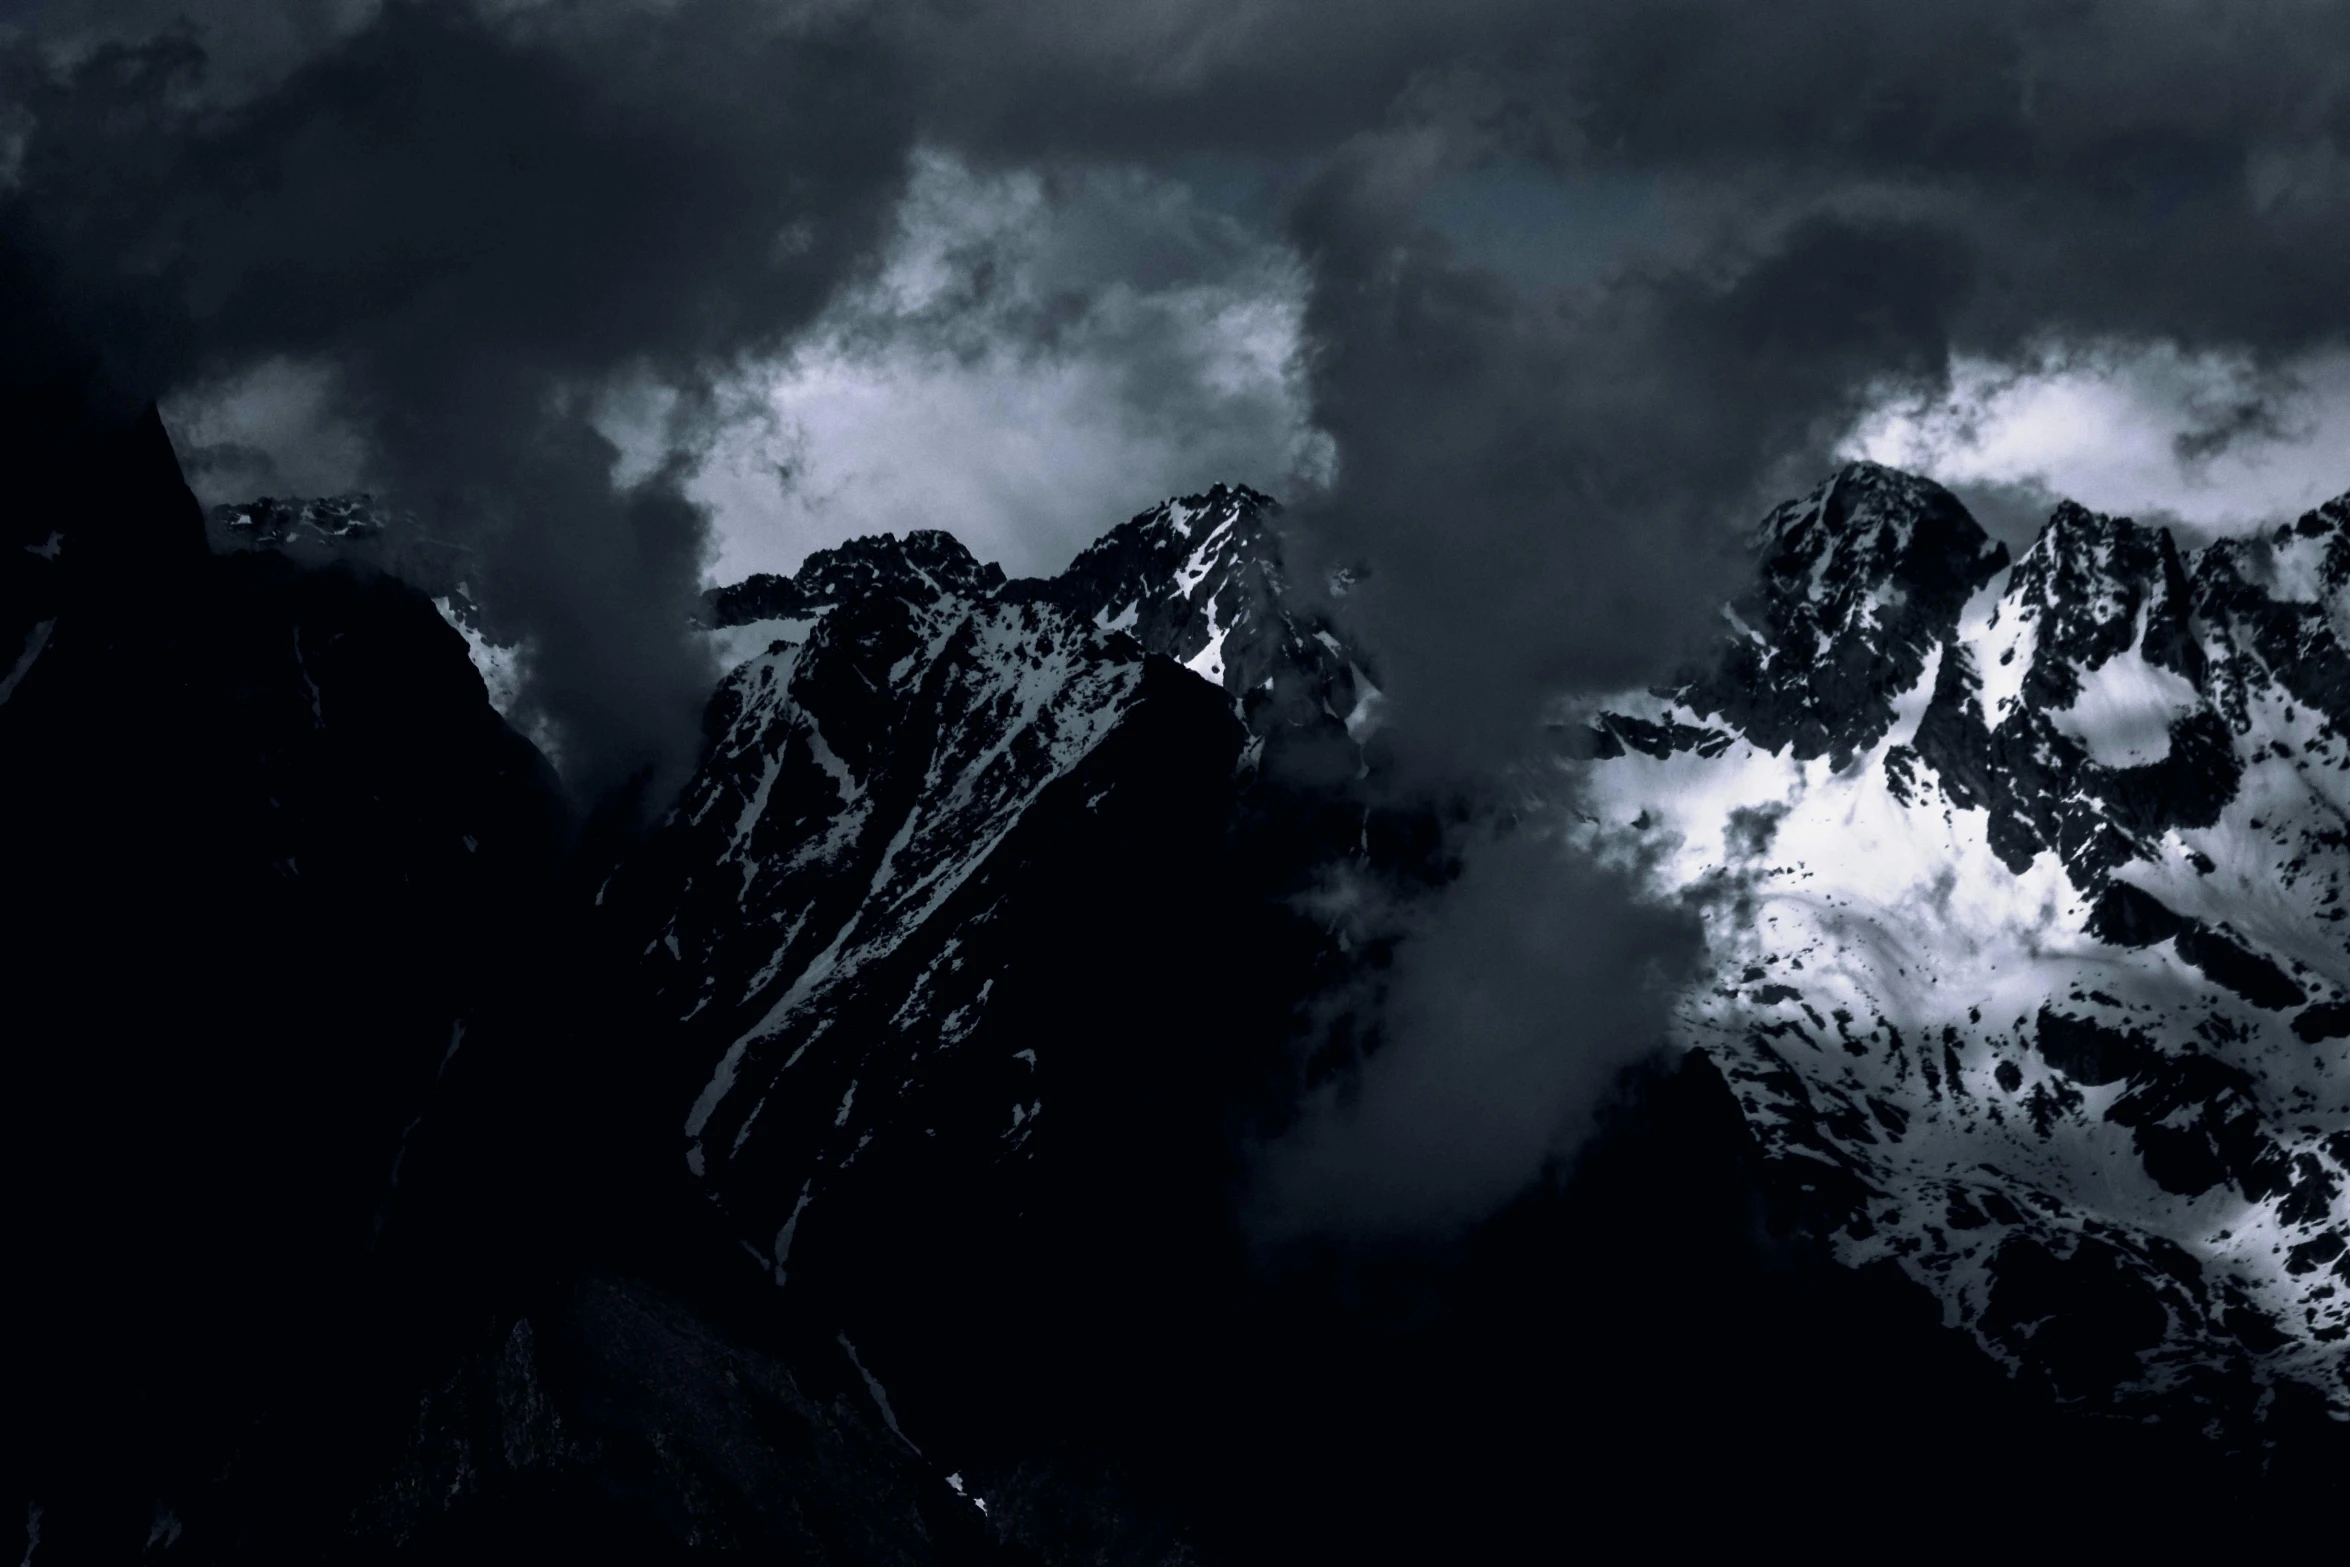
[[876, 0, 2350, 1234], [1287, 160, 1970, 760], [29, 1, 2350, 781], [3, 0, 912, 797], [1239, 165, 1970, 1233], [19, 0, 2350, 1234], [892, 0, 2350, 750]]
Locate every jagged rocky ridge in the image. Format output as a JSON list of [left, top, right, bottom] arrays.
[[606, 483, 1369, 1279], [1584, 462, 2350, 1421], [573, 462, 2340, 1551], [25, 427, 2350, 1556], [591, 485, 1401, 1558], [623, 461, 2350, 1482]]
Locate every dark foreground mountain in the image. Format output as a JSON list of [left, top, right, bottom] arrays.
[[6, 421, 2348, 1561], [0, 408, 567, 1554]]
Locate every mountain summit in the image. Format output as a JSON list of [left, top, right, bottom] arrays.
[[22, 437, 2350, 1558], [610, 483, 1370, 1221], [534, 463, 2350, 1434], [1585, 462, 2350, 1420]]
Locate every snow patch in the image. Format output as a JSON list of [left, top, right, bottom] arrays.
[[839, 1334, 920, 1453], [772, 1179, 813, 1287], [2048, 637, 2201, 768], [1174, 507, 1237, 597], [1958, 564, 2031, 721], [0, 618, 54, 706], [431, 596, 526, 716], [292, 625, 324, 727], [1184, 594, 1229, 686], [144, 1504, 181, 1553]]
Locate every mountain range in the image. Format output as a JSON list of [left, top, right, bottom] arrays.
[[1581, 463, 2350, 1423], [7, 416, 2349, 1559]]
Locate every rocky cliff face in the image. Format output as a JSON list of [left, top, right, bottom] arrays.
[[2, 415, 1006, 1559]]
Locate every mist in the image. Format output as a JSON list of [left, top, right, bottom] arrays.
[[1254, 822, 1705, 1242], [16, 0, 2350, 1236]]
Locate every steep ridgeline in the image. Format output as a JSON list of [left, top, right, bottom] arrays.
[[1582, 462, 2350, 1425], [1039, 484, 1382, 750], [694, 489, 1376, 743], [208, 491, 475, 618], [698, 528, 1008, 676]]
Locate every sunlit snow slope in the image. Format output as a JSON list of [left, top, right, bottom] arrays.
[[1580, 463, 2350, 1421]]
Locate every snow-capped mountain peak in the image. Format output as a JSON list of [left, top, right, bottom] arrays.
[[1679, 461, 2011, 771], [704, 529, 1007, 629], [609, 483, 1368, 1248], [1583, 468, 2350, 1423], [1027, 482, 1375, 741]]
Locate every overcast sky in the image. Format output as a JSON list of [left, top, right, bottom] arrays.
[[20, 0, 2350, 774], [18, 0, 2350, 1235]]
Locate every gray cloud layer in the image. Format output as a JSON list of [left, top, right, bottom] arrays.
[[22, 0, 2350, 774], [14, 0, 2350, 1232], [683, 150, 1330, 584], [6, 0, 912, 797]]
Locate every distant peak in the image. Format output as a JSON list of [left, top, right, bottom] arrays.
[[1168, 481, 1279, 510], [1753, 461, 2002, 618], [704, 529, 1007, 629], [2012, 499, 2188, 600], [211, 494, 397, 545], [2035, 496, 2158, 544], [2280, 491, 2350, 543], [1761, 461, 1973, 546], [1143, 483, 1280, 537]]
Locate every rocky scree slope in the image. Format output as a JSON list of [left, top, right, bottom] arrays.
[[1582, 461, 2350, 1427]]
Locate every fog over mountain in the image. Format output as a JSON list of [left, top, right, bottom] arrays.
[[10, 1, 2350, 1557], [23, 1, 2350, 764]]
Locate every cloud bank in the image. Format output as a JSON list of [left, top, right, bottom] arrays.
[[680, 150, 1333, 584], [19, 0, 2350, 1236], [1845, 342, 2350, 549]]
